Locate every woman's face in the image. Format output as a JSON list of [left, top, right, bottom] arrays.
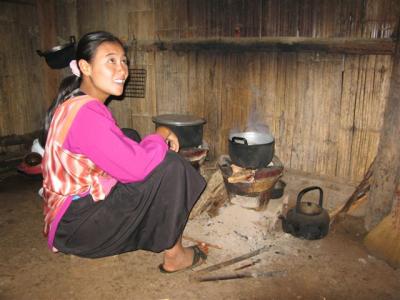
[[79, 41, 128, 101]]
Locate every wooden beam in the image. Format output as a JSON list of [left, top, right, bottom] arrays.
[[138, 37, 396, 55], [0, 0, 35, 5], [365, 37, 400, 230]]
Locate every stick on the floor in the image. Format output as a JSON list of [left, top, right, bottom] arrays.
[[182, 235, 223, 249], [195, 245, 272, 274], [195, 270, 288, 282]]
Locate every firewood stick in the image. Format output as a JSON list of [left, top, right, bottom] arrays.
[[228, 170, 255, 183], [231, 164, 245, 174], [330, 194, 368, 221], [195, 270, 287, 282], [330, 159, 375, 224], [330, 192, 369, 223], [233, 258, 261, 271], [347, 195, 368, 213], [195, 245, 272, 274], [182, 235, 223, 249]]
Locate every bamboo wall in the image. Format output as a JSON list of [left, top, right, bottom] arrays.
[[74, 0, 397, 182], [0, 1, 47, 145], [1, 0, 399, 182], [150, 51, 392, 181]]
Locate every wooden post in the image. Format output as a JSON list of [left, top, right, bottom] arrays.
[[365, 32, 400, 230], [36, 0, 59, 107]]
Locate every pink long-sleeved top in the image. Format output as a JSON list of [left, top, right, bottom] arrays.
[[45, 98, 168, 248], [66, 100, 168, 183]]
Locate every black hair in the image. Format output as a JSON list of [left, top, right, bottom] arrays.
[[42, 31, 126, 145]]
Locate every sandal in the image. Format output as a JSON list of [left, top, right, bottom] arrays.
[[159, 245, 207, 274]]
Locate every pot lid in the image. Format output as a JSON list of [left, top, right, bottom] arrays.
[[229, 131, 274, 145], [152, 114, 206, 126]]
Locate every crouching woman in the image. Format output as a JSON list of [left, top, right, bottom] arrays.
[[41, 31, 207, 273]]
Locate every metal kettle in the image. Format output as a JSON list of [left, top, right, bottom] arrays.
[[281, 186, 330, 240]]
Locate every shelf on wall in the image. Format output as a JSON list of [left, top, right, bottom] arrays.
[[137, 37, 396, 55]]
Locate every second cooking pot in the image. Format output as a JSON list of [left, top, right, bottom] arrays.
[[37, 36, 76, 69], [152, 114, 206, 148], [229, 131, 275, 169]]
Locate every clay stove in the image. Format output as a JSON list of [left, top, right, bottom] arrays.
[[218, 155, 283, 210]]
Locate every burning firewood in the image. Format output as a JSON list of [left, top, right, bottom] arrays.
[[228, 164, 255, 183], [231, 164, 244, 174]]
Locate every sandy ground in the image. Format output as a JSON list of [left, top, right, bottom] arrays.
[[1, 167, 399, 300]]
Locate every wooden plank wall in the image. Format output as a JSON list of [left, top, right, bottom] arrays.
[[53, 0, 398, 182], [150, 51, 390, 183], [155, 1, 398, 181], [1, 0, 397, 183], [0, 1, 48, 152]]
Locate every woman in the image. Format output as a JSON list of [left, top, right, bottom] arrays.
[[41, 31, 207, 273]]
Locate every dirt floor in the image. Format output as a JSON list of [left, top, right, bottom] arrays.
[[1, 163, 400, 300]]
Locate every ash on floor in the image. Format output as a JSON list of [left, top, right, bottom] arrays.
[[185, 195, 284, 256], [183, 168, 361, 269]]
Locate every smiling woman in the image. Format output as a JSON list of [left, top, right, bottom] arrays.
[[41, 31, 207, 273], [78, 41, 128, 101]]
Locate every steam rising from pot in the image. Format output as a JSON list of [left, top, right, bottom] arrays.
[[230, 87, 271, 136]]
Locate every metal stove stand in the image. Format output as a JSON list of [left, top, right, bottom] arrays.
[[218, 155, 283, 210]]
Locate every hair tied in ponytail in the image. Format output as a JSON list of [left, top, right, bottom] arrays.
[[69, 60, 81, 77]]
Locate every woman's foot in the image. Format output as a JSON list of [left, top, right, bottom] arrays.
[[161, 244, 207, 273]]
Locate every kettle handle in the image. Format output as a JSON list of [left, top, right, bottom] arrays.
[[296, 186, 323, 211]]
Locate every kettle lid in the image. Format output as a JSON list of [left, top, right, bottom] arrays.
[[297, 202, 323, 216]]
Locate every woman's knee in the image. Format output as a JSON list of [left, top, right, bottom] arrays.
[[162, 152, 187, 174]]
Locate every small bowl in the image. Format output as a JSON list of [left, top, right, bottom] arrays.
[[24, 152, 42, 166]]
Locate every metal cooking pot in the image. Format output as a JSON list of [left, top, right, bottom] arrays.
[[281, 186, 330, 240], [152, 114, 206, 149], [37, 36, 76, 69], [228, 131, 275, 169]]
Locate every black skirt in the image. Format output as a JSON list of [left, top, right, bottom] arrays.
[[53, 151, 206, 258]]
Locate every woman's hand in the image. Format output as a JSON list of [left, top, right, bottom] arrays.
[[156, 126, 180, 152], [166, 131, 179, 152]]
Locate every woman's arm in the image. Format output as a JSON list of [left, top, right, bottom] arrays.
[[64, 101, 169, 183]]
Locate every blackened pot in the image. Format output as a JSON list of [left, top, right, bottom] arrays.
[[229, 131, 275, 169], [152, 114, 206, 149], [37, 36, 76, 69]]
